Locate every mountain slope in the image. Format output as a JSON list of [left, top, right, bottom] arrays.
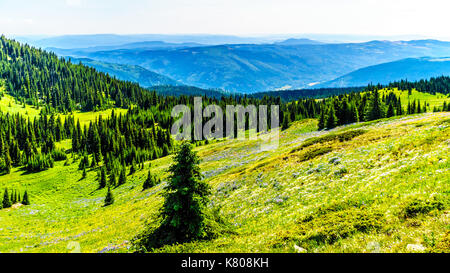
[[69, 57, 180, 87], [50, 40, 450, 92], [1, 111, 449, 253], [321, 57, 450, 88]]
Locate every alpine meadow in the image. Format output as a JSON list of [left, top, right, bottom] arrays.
[[0, 0, 449, 262]]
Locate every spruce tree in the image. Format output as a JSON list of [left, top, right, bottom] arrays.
[[118, 168, 126, 185], [281, 112, 290, 131], [318, 109, 326, 130], [109, 171, 117, 187], [99, 167, 107, 188], [386, 103, 395, 118], [325, 105, 337, 130], [143, 170, 156, 190], [104, 187, 114, 206], [364, 90, 383, 121], [82, 166, 87, 179], [4, 149, 12, 174], [22, 191, 30, 205], [135, 142, 214, 249], [2, 188, 11, 208]]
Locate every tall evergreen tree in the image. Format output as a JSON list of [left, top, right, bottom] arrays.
[[2, 188, 11, 208], [99, 167, 107, 189], [134, 142, 214, 249], [104, 187, 114, 206], [22, 191, 30, 205], [325, 105, 337, 130]]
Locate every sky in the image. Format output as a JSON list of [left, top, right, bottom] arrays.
[[1, 0, 450, 40]]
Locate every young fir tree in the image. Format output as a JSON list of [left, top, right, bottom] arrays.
[[99, 167, 107, 189], [82, 166, 87, 179], [2, 188, 11, 208], [109, 171, 117, 187], [325, 105, 337, 130], [364, 89, 383, 121], [317, 109, 326, 130], [386, 103, 395, 118], [143, 170, 156, 190], [134, 142, 215, 249], [130, 160, 137, 175], [22, 191, 30, 205], [281, 112, 291, 131], [4, 149, 12, 174], [104, 187, 114, 206], [118, 168, 127, 185]]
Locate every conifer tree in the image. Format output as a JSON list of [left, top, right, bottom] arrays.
[[118, 168, 126, 185], [104, 187, 114, 206], [386, 103, 395, 118], [99, 167, 107, 189], [109, 171, 117, 187], [4, 148, 12, 174], [2, 188, 11, 209], [22, 191, 30, 205], [318, 109, 326, 130], [281, 112, 290, 131], [325, 105, 337, 130], [364, 90, 383, 121], [143, 170, 156, 190], [135, 142, 214, 249]]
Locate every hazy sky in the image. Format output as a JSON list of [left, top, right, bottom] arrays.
[[1, 0, 450, 38]]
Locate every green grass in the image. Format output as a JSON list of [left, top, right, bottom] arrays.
[[379, 88, 450, 110], [1, 111, 449, 253], [0, 92, 127, 127]]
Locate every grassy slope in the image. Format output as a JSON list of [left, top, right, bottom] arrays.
[[0, 93, 127, 127], [0, 111, 448, 253], [0, 89, 449, 253]]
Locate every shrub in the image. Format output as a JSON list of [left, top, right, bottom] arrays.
[[26, 153, 54, 172], [401, 197, 446, 218], [296, 208, 384, 246], [51, 148, 68, 161], [434, 232, 450, 253], [297, 147, 333, 162], [291, 129, 368, 153]]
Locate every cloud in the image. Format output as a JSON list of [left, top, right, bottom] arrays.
[[66, 0, 82, 7]]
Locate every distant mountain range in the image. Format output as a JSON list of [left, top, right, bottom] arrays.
[[68, 57, 180, 87], [319, 57, 450, 87], [48, 39, 450, 92]]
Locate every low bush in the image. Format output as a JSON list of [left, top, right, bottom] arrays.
[[291, 129, 368, 153], [401, 197, 446, 218], [296, 208, 385, 246], [297, 147, 333, 162]]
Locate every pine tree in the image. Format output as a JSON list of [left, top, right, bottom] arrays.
[[386, 103, 395, 118], [325, 105, 337, 130], [4, 148, 12, 174], [2, 188, 11, 209], [118, 168, 126, 185], [22, 191, 30, 205], [109, 171, 117, 187], [99, 167, 107, 188], [143, 170, 156, 190], [82, 166, 87, 179], [318, 109, 326, 130], [104, 187, 114, 206], [135, 142, 214, 248], [281, 112, 290, 131], [130, 160, 137, 175], [364, 90, 383, 121]]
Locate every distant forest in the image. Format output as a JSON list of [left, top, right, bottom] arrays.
[[0, 35, 449, 179]]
